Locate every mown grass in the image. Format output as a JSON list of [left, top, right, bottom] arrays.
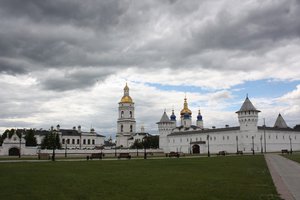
[[0, 155, 280, 200], [283, 153, 300, 163]]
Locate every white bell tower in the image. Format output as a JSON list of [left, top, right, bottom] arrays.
[[116, 83, 136, 147]]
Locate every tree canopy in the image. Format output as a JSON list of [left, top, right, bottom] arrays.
[[130, 135, 159, 149], [41, 131, 61, 150]]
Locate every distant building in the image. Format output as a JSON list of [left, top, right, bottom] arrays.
[[0, 125, 105, 156], [158, 96, 300, 154]]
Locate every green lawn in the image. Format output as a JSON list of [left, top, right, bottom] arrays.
[[0, 156, 280, 200], [283, 153, 300, 163]]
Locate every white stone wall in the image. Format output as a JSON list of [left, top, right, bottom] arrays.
[[164, 128, 300, 154]]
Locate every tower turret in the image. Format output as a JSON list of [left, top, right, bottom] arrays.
[[170, 109, 177, 128], [196, 110, 203, 129], [157, 110, 174, 152], [180, 97, 192, 128], [236, 96, 260, 131]]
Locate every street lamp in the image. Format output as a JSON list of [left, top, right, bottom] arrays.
[[207, 135, 210, 157], [51, 128, 57, 161], [289, 136, 293, 154], [19, 131, 22, 158], [263, 118, 266, 153], [236, 136, 239, 154], [65, 142, 67, 158], [252, 136, 255, 155], [143, 138, 147, 159], [260, 135, 263, 154]]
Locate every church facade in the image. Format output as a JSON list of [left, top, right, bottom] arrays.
[[158, 96, 300, 154]]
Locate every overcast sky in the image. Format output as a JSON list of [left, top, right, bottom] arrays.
[[1, 0, 300, 138]]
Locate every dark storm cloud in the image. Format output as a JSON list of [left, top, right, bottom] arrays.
[[188, 1, 300, 52], [0, 0, 300, 89], [39, 67, 113, 91], [0, 58, 28, 74]]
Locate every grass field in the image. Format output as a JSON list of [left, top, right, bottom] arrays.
[[283, 153, 300, 163], [0, 156, 280, 200]]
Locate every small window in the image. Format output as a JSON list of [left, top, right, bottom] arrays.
[[130, 125, 133, 132], [295, 136, 297, 140], [72, 139, 75, 144], [227, 136, 229, 140], [121, 125, 123, 132], [283, 135, 284, 140], [173, 139, 175, 143], [269, 135, 271, 139], [130, 111, 132, 118], [180, 138, 182, 142], [276, 135, 278, 139], [92, 139, 95, 145], [83, 139, 86, 145], [67, 139, 70, 144], [223, 136, 225, 140], [77, 139, 80, 144], [121, 111, 124, 118], [214, 136, 216, 141], [88, 139, 90, 145], [187, 138, 188, 142], [62, 139, 65, 144]]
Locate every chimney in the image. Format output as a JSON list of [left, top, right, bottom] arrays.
[[78, 125, 81, 133], [212, 126, 216, 129], [57, 124, 60, 131], [225, 125, 229, 128], [73, 126, 76, 130]]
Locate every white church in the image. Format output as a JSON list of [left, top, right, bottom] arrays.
[[158, 96, 300, 154]]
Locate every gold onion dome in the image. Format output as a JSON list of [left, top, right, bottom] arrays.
[[120, 83, 133, 103], [121, 95, 133, 103], [180, 97, 192, 115]]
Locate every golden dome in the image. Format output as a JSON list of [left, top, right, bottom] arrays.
[[120, 83, 133, 103], [120, 95, 133, 103], [180, 98, 192, 115]]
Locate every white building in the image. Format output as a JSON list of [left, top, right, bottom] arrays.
[[0, 126, 105, 156], [116, 83, 137, 147], [158, 96, 300, 154]]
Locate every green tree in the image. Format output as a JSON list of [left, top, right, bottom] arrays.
[[130, 135, 159, 149], [24, 129, 37, 146], [41, 131, 61, 149]]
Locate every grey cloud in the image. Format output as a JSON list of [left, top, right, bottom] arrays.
[[187, 1, 300, 53], [39, 67, 113, 91], [0, 58, 28, 74], [0, 0, 300, 90]]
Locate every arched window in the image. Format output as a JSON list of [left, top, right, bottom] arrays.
[[88, 139, 90, 145], [92, 139, 95, 145], [121, 125, 123, 132], [130, 111, 132, 118], [83, 139, 86, 144], [121, 111, 124, 118], [72, 139, 75, 144], [130, 125, 133, 132]]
